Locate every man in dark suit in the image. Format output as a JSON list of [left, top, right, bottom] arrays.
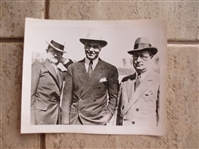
[[31, 40, 73, 125], [117, 37, 160, 127], [62, 32, 119, 125]]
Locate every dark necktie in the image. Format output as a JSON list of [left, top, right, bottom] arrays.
[[88, 60, 93, 77], [135, 74, 141, 91]]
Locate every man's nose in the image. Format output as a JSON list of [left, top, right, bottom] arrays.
[[137, 56, 142, 61], [89, 47, 94, 52], [53, 53, 58, 57]]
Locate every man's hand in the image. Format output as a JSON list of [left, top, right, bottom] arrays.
[[99, 110, 113, 125], [60, 53, 70, 64]]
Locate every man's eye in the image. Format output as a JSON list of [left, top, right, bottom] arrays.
[[93, 46, 98, 49]]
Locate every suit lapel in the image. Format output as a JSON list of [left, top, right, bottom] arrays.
[[126, 79, 135, 102], [57, 69, 63, 88], [87, 60, 104, 85], [43, 60, 61, 90], [80, 59, 105, 98], [124, 70, 155, 115], [75, 59, 88, 87]]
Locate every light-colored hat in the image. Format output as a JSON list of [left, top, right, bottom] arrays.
[[46, 40, 66, 53], [80, 31, 107, 47], [128, 37, 157, 55]]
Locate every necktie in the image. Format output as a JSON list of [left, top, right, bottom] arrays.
[[135, 74, 141, 91], [88, 60, 93, 77]]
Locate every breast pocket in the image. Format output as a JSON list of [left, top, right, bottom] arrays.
[[143, 90, 156, 103], [96, 82, 107, 91]]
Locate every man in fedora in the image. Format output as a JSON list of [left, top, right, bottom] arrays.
[[116, 37, 160, 127], [62, 31, 119, 125], [31, 40, 73, 125]]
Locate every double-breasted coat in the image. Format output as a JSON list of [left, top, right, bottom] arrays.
[[116, 69, 160, 127], [31, 59, 65, 125], [62, 59, 119, 125]]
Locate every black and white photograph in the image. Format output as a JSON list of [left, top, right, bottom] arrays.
[[21, 18, 167, 135]]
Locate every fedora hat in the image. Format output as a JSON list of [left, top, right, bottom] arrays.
[[128, 37, 157, 55], [80, 31, 107, 47], [46, 40, 66, 53]]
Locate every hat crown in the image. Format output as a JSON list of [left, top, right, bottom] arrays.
[[80, 29, 108, 47], [127, 37, 158, 55], [86, 31, 103, 41], [50, 40, 64, 51], [134, 37, 152, 50]]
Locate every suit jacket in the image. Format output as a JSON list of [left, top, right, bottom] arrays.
[[116, 69, 160, 127], [31, 59, 65, 125], [62, 58, 119, 125]]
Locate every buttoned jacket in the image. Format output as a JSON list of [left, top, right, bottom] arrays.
[[117, 69, 160, 126], [62, 59, 119, 125]]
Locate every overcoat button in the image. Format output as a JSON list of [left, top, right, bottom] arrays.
[[122, 105, 124, 110], [136, 108, 139, 112], [132, 121, 135, 124]]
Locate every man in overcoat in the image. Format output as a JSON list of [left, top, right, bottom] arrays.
[[31, 40, 73, 125], [62, 31, 119, 125], [116, 37, 160, 127]]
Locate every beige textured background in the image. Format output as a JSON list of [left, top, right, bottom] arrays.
[[0, 0, 198, 149]]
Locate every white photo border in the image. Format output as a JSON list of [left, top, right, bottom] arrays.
[[21, 18, 167, 135]]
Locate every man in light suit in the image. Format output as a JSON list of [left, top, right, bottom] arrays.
[[31, 40, 73, 125], [116, 37, 160, 127], [62, 32, 119, 125]]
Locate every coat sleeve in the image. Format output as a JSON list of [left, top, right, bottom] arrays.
[[31, 62, 41, 124], [107, 66, 119, 115], [156, 85, 160, 126], [116, 82, 124, 125], [61, 65, 73, 124]]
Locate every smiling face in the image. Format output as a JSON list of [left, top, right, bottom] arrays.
[[132, 50, 153, 74], [46, 46, 63, 64], [84, 41, 101, 61]]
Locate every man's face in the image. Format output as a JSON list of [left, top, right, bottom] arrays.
[[132, 50, 153, 73], [46, 47, 63, 64], [84, 41, 101, 61]]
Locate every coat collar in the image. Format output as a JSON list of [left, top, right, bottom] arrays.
[[43, 59, 63, 89], [123, 69, 157, 115], [75, 58, 105, 98]]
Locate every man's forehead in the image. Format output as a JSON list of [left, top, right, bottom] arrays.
[[86, 41, 101, 45]]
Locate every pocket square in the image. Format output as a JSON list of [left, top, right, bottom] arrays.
[[99, 78, 107, 82]]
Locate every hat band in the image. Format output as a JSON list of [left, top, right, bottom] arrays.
[[134, 43, 151, 49], [50, 40, 64, 51]]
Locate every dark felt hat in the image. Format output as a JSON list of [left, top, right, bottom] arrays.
[[128, 37, 157, 55]]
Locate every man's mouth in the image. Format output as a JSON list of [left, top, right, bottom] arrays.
[[87, 52, 95, 56], [136, 63, 143, 67]]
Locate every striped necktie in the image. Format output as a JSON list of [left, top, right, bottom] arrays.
[[135, 74, 141, 91]]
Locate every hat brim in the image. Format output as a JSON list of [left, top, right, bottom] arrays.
[[46, 41, 66, 53], [128, 47, 158, 55], [80, 38, 107, 47]]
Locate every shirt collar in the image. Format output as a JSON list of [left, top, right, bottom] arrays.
[[136, 69, 150, 82], [85, 57, 99, 69]]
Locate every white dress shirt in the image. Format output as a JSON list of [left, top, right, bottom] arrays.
[[85, 57, 99, 72]]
